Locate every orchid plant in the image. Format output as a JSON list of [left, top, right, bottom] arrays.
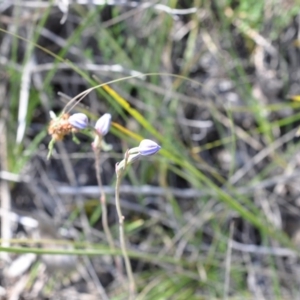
[[47, 107, 161, 299]]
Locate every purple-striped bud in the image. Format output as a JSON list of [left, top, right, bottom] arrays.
[[138, 139, 161, 156], [95, 113, 111, 136], [68, 113, 88, 130]]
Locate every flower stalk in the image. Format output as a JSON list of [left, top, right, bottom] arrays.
[[93, 142, 115, 251], [114, 140, 161, 298], [115, 151, 136, 299], [92, 114, 123, 276]]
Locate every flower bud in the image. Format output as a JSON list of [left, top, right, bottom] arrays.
[[95, 114, 111, 136], [95, 113, 111, 136], [138, 139, 161, 156], [92, 114, 112, 150], [68, 113, 88, 130]]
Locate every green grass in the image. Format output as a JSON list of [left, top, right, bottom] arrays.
[[1, 1, 300, 299]]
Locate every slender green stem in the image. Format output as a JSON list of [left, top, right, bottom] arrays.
[[47, 138, 55, 160], [115, 170, 136, 299]]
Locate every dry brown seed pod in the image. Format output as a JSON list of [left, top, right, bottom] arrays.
[[48, 113, 74, 141]]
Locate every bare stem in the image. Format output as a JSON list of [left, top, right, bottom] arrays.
[[94, 145, 124, 281], [115, 170, 136, 299], [94, 147, 115, 249]]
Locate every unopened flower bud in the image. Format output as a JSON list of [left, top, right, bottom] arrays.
[[138, 139, 161, 156], [68, 113, 88, 130], [95, 113, 111, 136]]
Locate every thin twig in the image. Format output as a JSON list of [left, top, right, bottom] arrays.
[[18, 1, 198, 17], [56, 169, 300, 198], [224, 222, 234, 300], [82, 256, 109, 300], [231, 240, 296, 257]]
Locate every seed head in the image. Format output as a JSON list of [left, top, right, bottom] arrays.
[[48, 113, 72, 141]]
